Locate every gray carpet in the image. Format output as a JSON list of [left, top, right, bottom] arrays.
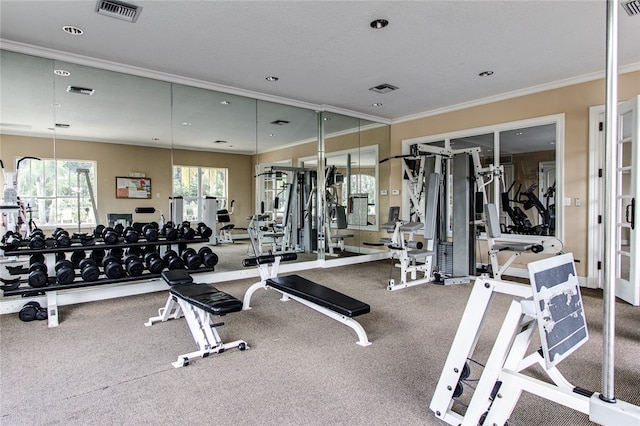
[[1, 260, 638, 425]]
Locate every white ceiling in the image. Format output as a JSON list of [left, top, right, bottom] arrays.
[[1, 0, 639, 153]]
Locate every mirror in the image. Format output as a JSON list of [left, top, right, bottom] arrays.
[[0, 48, 390, 276]]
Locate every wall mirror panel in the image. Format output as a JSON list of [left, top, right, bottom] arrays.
[[0, 48, 390, 279], [0, 51, 56, 229]]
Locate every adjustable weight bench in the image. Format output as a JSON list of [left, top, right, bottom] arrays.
[[145, 269, 247, 368], [242, 254, 372, 347]]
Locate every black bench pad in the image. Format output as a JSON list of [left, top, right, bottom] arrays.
[[163, 270, 242, 316], [170, 284, 243, 316], [266, 275, 370, 317]]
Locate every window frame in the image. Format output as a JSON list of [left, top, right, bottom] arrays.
[[172, 165, 228, 222]]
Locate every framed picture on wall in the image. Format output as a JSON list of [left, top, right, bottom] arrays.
[[116, 177, 152, 199]]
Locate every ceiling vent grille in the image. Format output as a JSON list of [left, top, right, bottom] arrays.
[[369, 83, 399, 94], [621, 0, 640, 16], [95, 0, 142, 23], [270, 120, 290, 125], [55, 123, 71, 129], [67, 86, 95, 96]]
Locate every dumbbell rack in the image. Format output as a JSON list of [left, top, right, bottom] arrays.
[[1, 236, 212, 327]]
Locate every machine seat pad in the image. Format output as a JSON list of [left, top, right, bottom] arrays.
[[163, 269, 242, 315], [493, 242, 533, 252], [331, 233, 355, 239], [407, 249, 433, 258], [221, 224, 235, 231], [266, 275, 370, 317], [399, 222, 424, 232]]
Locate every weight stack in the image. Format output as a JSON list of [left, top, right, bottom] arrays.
[[436, 241, 454, 276]]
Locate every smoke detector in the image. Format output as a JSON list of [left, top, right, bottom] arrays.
[[67, 86, 95, 96], [369, 83, 398, 94], [95, 0, 142, 23], [621, 0, 640, 16]]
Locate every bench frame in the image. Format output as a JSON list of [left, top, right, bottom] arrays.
[[242, 256, 371, 347], [145, 289, 247, 368]]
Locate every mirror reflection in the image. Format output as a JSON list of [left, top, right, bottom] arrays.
[[0, 49, 390, 277]]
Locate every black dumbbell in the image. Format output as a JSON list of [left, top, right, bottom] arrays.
[[29, 229, 46, 249], [163, 250, 185, 270], [144, 251, 165, 274], [102, 227, 119, 244], [2, 231, 22, 250], [196, 222, 213, 238], [162, 222, 178, 241], [28, 262, 49, 288], [102, 255, 124, 279], [30, 253, 46, 265], [70, 250, 86, 269], [53, 228, 71, 248], [114, 223, 125, 236], [19, 301, 47, 322], [91, 248, 106, 265], [127, 246, 143, 257], [198, 247, 219, 269], [55, 259, 75, 285], [181, 248, 203, 270], [123, 226, 139, 243], [180, 222, 196, 240], [94, 224, 106, 238], [79, 258, 101, 282], [109, 247, 124, 259], [142, 224, 159, 242], [124, 254, 144, 277]]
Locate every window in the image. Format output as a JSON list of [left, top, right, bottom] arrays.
[[16, 158, 97, 227], [172, 165, 227, 221], [341, 174, 376, 224]]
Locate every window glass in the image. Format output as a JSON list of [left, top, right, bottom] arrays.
[[16, 158, 97, 227], [172, 165, 227, 221]]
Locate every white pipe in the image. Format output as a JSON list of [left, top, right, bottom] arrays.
[[601, 0, 618, 403]]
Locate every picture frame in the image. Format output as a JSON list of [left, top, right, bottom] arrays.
[[115, 177, 152, 199]]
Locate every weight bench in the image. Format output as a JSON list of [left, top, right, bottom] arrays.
[[242, 254, 372, 346], [145, 269, 247, 367]]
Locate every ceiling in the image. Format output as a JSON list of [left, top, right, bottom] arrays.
[[1, 0, 639, 153]]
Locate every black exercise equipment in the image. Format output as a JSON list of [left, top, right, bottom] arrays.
[[161, 222, 178, 241], [196, 222, 213, 238], [53, 228, 71, 248], [19, 301, 47, 322], [123, 226, 139, 243], [28, 262, 48, 288], [29, 253, 45, 265], [1, 231, 22, 250], [144, 251, 165, 274], [180, 221, 196, 240], [143, 224, 159, 242], [126, 246, 143, 257], [55, 252, 66, 263], [163, 250, 185, 270], [124, 254, 144, 277], [109, 247, 124, 259], [198, 247, 219, 268], [70, 250, 86, 269], [29, 229, 45, 249], [55, 259, 75, 285], [114, 223, 125, 236], [181, 248, 203, 270], [79, 258, 101, 282], [91, 248, 106, 265], [102, 255, 124, 279], [102, 226, 119, 244]]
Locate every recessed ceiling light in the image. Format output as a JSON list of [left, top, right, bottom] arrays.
[[62, 25, 84, 35], [152, 138, 160, 141], [181, 122, 192, 126], [220, 100, 231, 105], [370, 19, 389, 29], [478, 70, 494, 77], [514, 131, 523, 136], [51, 103, 61, 108], [269, 133, 275, 137], [323, 117, 331, 121], [265, 76, 279, 82], [54, 69, 71, 77], [372, 103, 383, 107]]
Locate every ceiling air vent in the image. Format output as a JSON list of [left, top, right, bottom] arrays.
[[270, 120, 290, 125], [213, 140, 227, 144], [67, 86, 95, 96], [55, 123, 71, 129], [95, 0, 142, 23], [621, 0, 640, 16], [369, 83, 399, 94]]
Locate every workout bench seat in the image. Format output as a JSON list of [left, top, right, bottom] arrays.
[[243, 273, 372, 346], [145, 269, 247, 367]]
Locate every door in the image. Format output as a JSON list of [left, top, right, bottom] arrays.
[[615, 96, 639, 306]]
